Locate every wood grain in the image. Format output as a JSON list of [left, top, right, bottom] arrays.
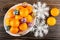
[[0, 0, 60, 40]]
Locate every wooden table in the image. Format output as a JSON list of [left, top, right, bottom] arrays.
[[0, 0, 60, 40]]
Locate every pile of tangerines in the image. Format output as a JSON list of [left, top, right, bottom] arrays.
[[5, 3, 34, 34]]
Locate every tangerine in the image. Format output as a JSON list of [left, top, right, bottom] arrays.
[[51, 8, 59, 16], [26, 6, 33, 14], [16, 5, 24, 10], [5, 18, 10, 26], [15, 15, 22, 20], [10, 27, 19, 34], [47, 17, 56, 26], [20, 8, 29, 17], [19, 23, 28, 31], [10, 19, 20, 27], [26, 15, 33, 22], [7, 9, 15, 18]]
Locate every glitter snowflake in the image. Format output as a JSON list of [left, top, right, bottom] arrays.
[[32, 2, 49, 37], [33, 2, 49, 19]]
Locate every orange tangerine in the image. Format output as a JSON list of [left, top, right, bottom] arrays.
[[20, 8, 29, 17], [7, 9, 15, 18], [26, 15, 33, 22], [47, 17, 56, 26], [26, 6, 33, 14], [15, 19, 20, 27], [5, 18, 10, 26], [10, 27, 19, 34], [51, 8, 59, 16], [10, 19, 20, 27], [5, 17, 14, 26], [19, 23, 28, 31], [15, 15, 22, 20], [16, 5, 24, 10]]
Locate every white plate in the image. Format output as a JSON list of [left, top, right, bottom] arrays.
[[4, 3, 35, 36]]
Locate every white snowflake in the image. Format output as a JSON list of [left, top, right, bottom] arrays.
[[33, 2, 49, 19], [32, 2, 49, 37], [32, 19, 49, 37]]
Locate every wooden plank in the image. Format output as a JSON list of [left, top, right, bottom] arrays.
[[0, 0, 60, 40]]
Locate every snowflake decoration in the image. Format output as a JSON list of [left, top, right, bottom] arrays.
[[33, 2, 49, 19], [31, 2, 49, 37]]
